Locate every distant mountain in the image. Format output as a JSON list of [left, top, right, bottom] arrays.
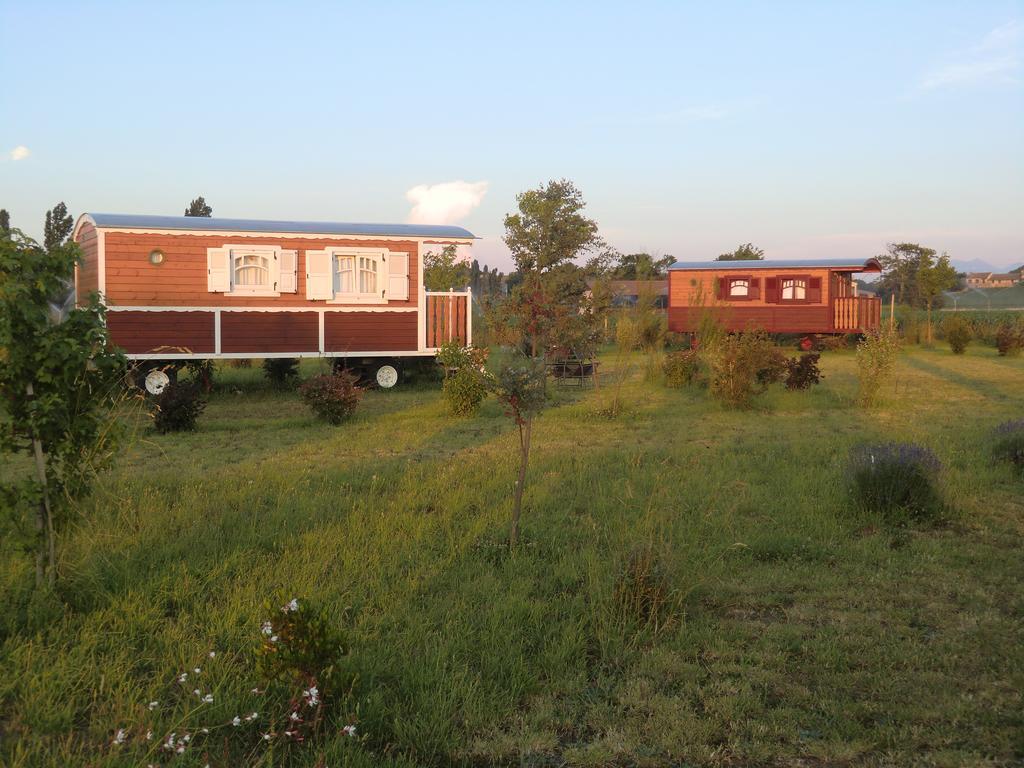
[[951, 258, 1000, 274]]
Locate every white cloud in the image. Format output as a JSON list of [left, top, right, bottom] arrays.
[[922, 19, 1022, 89], [9, 145, 31, 161], [406, 180, 488, 225]]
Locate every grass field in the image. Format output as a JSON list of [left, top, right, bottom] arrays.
[[2, 346, 1023, 767]]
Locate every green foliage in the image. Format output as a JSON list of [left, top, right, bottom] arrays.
[[0, 230, 128, 585], [184, 358, 216, 391], [715, 242, 764, 261], [435, 340, 488, 372], [258, 598, 348, 700], [757, 349, 789, 386], [848, 443, 944, 523], [442, 365, 489, 416], [784, 352, 823, 390], [263, 357, 300, 388], [941, 315, 972, 354], [43, 202, 73, 251], [299, 372, 363, 425], [184, 196, 213, 217], [708, 330, 776, 408], [612, 543, 676, 634], [609, 252, 676, 279], [662, 349, 705, 388], [0, 208, 9, 236], [503, 179, 602, 274], [152, 382, 206, 433], [423, 244, 470, 291], [856, 329, 900, 406], [995, 320, 1024, 357]]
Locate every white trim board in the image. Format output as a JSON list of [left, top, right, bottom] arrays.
[[126, 350, 436, 360], [105, 306, 419, 313]]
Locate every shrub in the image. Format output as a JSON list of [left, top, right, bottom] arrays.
[[299, 372, 362, 425], [942, 315, 972, 354], [995, 321, 1024, 357], [756, 349, 789, 386], [785, 352, 823, 390], [856, 329, 900, 406], [615, 315, 639, 352], [992, 419, 1024, 473], [708, 330, 775, 408], [263, 357, 300, 388], [663, 349, 705, 388], [258, 597, 348, 703], [152, 382, 206, 433], [848, 442, 943, 522], [184, 359, 215, 392], [436, 340, 488, 374], [229, 358, 253, 368], [442, 365, 489, 415]]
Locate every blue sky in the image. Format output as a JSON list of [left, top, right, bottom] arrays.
[[1, 1, 1022, 270]]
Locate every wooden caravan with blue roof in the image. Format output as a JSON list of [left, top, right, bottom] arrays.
[[667, 257, 883, 335], [72, 213, 475, 387]]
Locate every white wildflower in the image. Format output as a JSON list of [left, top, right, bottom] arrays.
[[282, 598, 299, 613], [260, 621, 273, 636], [251, 687, 262, 694], [193, 688, 201, 697], [146, 730, 153, 741], [202, 694, 214, 704], [303, 686, 320, 706], [164, 732, 176, 750], [289, 711, 300, 721], [193, 667, 201, 675], [262, 732, 272, 741], [112, 729, 127, 745], [201, 727, 210, 734], [147, 700, 159, 710], [232, 716, 241, 727], [269, 635, 279, 643], [208, 651, 216, 658], [342, 724, 357, 737], [178, 672, 188, 683]]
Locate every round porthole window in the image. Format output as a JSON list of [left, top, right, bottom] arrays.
[[149, 249, 166, 265]]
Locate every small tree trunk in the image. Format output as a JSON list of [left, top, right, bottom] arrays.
[[509, 418, 532, 548], [926, 302, 933, 345]]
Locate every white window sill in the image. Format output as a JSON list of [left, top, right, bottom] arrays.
[[224, 291, 281, 298], [327, 296, 387, 305]]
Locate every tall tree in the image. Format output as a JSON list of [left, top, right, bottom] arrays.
[[43, 202, 73, 251], [876, 242, 933, 305], [0, 209, 10, 237], [917, 252, 958, 344], [0, 232, 127, 586], [184, 196, 213, 217], [611, 252, 675, 279], [503, 179, 603, 275], [715, 243, 765, 261], [423, 244, 470, 290]]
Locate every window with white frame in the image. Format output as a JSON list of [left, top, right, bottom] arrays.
[[728, 278, 749, 297], [781, 278, 806, 300], [327, 248, 386, 303], [232, 251, 272, 291]]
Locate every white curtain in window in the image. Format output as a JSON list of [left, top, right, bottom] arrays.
[[234, 253, 269, 287], [358, 256, 377, 294], [782, 279, 806, 300], [336, 255, 354, 294], [730, 280, 749, 296]]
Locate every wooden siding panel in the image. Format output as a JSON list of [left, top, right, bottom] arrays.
[[106, 311, 215, 354], [100, 232, 420, 308], [324, 311, 417, 352], [75, 221, 99, 304], [221, 312, 319, 353], [668, 306, 834, 334]]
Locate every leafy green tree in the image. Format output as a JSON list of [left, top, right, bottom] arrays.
[[0, 208, 10, 237], [611, 252, 675, 279], [184, 196, 213, 217], [0, 231, 127, 586], [497, 180, 604, 357], [875, 243, 930, 305], [423, 244, 470, 290], [917, 251, 958, 344], [43, 202, 73, 251], [715, 243, 764, 261]]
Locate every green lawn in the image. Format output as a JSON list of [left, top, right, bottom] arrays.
[[2, 347, 1023, 767]]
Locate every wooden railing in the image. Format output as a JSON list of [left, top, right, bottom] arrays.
[[833, 296, 881, 331], [425, 290, 472, 349]]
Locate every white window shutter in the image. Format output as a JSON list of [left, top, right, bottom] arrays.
[[207, 247, 230, 292], [305, 250, 332, 300], [387, 252, 410, 301], [279, 249, 298, 293]]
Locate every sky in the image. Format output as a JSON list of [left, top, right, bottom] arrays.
[[1, 1, 1022, 271]]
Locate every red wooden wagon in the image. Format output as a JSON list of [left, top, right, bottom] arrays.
[[72, 213, 475, 389]]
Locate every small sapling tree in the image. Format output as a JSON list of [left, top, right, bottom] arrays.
[[0, 231, 127, 586], [492, 360, 546, 548], [184, 196, 213, 217]]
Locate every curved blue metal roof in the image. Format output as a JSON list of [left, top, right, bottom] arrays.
[[85, 213, 476, 240], [669, 257, 881, 271]]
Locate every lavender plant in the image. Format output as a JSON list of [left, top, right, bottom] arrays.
[[848, 442, 944, 522]]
